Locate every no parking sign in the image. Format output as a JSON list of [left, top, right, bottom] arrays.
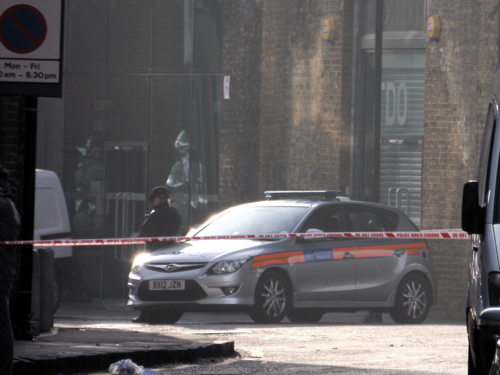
[[0, 0, 62, 97]]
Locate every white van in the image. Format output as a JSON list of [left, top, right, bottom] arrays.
[[34, 169, 72, 309]]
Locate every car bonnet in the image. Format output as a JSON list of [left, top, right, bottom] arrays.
[[146, 239, 275, 263]]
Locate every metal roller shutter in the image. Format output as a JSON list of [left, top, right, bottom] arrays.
[[379, 64, 424, 226]]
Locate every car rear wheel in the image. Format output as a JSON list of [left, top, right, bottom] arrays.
[[389, 274, 430, 324], [249, 271, 290, 324], [136, 309, 183, 324], [287, 309, 323, 323]]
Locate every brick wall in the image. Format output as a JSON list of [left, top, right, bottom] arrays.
[[0, 96, 26, 205], [258, 0, 352, 194], [220, 1, 263, 207], [423, 0, 499, 317], [220, 0, 353, 207]]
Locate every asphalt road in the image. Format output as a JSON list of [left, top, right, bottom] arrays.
[[73, 310, 467, 375]]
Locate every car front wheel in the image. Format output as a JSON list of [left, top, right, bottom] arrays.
[[389, 274, 430, 324], [249, 271, 290, 324]]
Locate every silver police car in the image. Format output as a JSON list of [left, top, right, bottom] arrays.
[[128, 191, 436, 324]]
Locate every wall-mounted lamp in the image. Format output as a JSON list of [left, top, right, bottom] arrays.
[[321, 18, 335, 42], [426, 16, 441, 39]]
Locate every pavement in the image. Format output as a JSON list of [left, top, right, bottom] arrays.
[[13, 299, 235, 375]]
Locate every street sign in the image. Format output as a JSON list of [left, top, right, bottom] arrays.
[[0, 4, 48, 54], [0, 0, 63, 97]]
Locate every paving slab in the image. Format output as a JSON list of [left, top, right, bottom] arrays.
[[13, 301, 235, 375]]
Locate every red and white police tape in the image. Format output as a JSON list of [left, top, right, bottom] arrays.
[[0, 229, 470, 247]]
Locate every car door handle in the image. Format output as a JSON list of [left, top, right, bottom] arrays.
[[394, 249, 404, 257]]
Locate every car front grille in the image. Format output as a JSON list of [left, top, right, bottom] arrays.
[[138, 280, 207, 301], [145, 262, 207, 273]]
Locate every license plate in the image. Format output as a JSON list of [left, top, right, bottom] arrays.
[[149, 279, 185, 291]]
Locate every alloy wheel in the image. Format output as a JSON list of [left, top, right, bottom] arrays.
[[249, 272, 290, 323], [390, 274, 430, 324]]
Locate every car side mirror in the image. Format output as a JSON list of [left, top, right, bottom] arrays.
[[461, 181, 484, 235]]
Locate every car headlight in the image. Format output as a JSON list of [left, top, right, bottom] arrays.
[[130, 252, 149, 275], [209, 256, 252, 275]]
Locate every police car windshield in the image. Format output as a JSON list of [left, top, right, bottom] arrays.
[[196, 206, 307, 237]]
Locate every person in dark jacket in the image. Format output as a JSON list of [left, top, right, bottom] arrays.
[[139, 186, 181, 251], [133, 186, 181, 323], [0, 165, 20, 375]]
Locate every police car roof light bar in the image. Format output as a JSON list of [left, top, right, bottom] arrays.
[[264, 190, 343, 200]]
